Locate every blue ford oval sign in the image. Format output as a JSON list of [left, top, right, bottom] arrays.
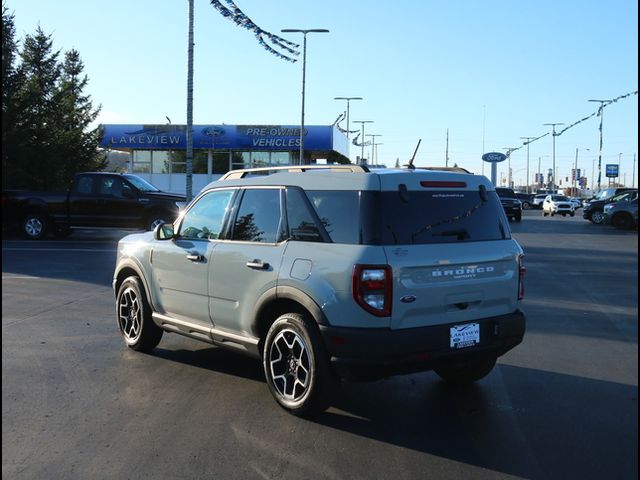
[[482, 152, 507, 163]]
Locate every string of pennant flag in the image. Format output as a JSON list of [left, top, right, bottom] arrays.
[[506, 90, 637, 156], [210, 0, 300, 62]]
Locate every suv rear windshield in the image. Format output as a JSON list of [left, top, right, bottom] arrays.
[[305, 190, 510, 245], [495, 188, 516, 198]]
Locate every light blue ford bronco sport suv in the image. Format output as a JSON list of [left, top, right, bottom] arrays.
[[113, 165, 526, 416]]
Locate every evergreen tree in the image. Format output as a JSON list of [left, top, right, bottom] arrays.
[[1, 6, 22, 189], [3, 19, 105, 190], [53, 49, 106, 185], [11, 26, 62, 189]]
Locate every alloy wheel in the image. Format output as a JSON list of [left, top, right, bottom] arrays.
[[118, 287, 141, 342], [268, 328, 313, 403]]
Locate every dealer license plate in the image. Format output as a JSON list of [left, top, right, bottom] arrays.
[[450, 323, 480, 349]]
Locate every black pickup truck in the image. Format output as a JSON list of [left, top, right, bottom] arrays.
[[3, 172, 186, 239]]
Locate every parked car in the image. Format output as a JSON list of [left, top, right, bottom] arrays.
[[583, 189, 638, 224], [569, 197, 583, 209], [495, 187, 523, 221], [2, 172, 186, 239], [603, 197, 638, 230], [515, 192, 534, 209], [542, 194, 575, 217], [113, 165, 526, 416], [532, 193, 549, 209]]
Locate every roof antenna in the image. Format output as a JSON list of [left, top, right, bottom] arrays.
[[404, 139, 421, 170]]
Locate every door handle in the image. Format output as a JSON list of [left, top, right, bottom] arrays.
[[187, 253, 204, 262], [246, 259, 269, 270]]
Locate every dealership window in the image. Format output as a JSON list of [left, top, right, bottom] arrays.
[[212, 151, 230, 174], [271, 152, 290, 166], [251, 151, 270, 168], [132, 150, 151, 173], [151, 151, 170, 173], [232, 152, 250, 170]]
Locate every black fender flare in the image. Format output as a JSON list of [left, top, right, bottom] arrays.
[[252, 285, 329, 337]]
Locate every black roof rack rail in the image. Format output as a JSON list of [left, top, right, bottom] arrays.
[[220, 164, 370, 180]]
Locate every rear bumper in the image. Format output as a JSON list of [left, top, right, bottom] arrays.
[[319, 310, 526, 380]]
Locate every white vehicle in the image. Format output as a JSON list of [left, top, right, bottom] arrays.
[[570, 197, 583, 209], [542, 195, 575, 217]]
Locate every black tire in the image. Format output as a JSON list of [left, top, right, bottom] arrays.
[[612, 213, 633, 230], [515, 214, 522, 222], [522, 202, 531, 210], [570, 212, 575, 217], [116, 276, 163, 352], [263, 313, 338, 417], [590, 209, 605, 224], [551, 212, 555, 217], [146, 214, 169, 231], [434, 356, 497, 385], [22, 213, 48, 239], [543, 211, 548, 217]]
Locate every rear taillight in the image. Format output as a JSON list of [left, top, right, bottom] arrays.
[[518, 254, 526, 300], [352, 265, 392, 317]]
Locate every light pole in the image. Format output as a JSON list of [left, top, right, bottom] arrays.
[[618, 153, 623, 185], [521, 137, 535, 193], [374, 142, 383, 166], [281, 28, 329, 165], [353, 120, 373, 164], [543, 122, 564, 190], [573, 148, 589, 193], [367, 134, 382, 164], [588, 99, 613, 191], [334, 96, 362, 141], [503, 147, 518, 189], [633, 153, 637, 188]]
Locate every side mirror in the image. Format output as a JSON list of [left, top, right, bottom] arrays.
[[154, 222, 175, 240]]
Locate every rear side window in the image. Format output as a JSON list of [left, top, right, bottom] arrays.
[[285, 188, 323, 242], [379, 190, 509, 244], [306, 191, 361, 244], [231, 189, 282, 243]]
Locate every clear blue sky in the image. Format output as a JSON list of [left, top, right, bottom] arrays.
[[7, 0, 639, 187]]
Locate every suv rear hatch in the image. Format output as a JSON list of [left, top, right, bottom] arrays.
[[375, 175, 522, 330]]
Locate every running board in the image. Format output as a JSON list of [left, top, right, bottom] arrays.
[[152, 312, 260, 357]]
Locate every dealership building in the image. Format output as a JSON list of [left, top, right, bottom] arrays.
[[99, 124, 349, 194]]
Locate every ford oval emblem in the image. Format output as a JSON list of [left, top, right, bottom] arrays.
[[400, 295, 417, 303], [482, 152, 507, 163]]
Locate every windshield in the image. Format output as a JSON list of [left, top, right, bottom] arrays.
[[123, 174, 160, 192], [593, 189, 615, 200], [551, 195, 569, 201]]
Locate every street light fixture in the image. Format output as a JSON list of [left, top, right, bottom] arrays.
[[353, 120, 373, 164], [588, 98, 613, 191], [543, 122, 564, 190], [334, 96, 363, 140], [281, 28, 330, 165]]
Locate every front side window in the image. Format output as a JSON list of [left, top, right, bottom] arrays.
[[179, 189, 235, 240], [231, 189, 282, 243]]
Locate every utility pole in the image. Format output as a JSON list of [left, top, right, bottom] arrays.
[[445, 129, 449, 167], [281, 28, 330, 164], [633, 153, 636, 188], [618, 153, 623, 186], [185, 0, 194, 201], [588, 98, 613, 191], [367, 134, 382, 164], [543, 122, 564, 191], [353, 120, 373, 164], [521, 137, 535, 193]]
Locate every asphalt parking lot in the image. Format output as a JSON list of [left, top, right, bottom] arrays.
[[2, 211, 638, 480]]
